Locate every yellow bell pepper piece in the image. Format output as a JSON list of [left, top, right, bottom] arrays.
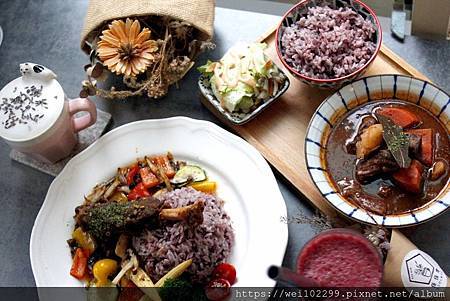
[[93, 259, 118, 287], [189, 181, 217, 194], [72, 227, 96, 255]]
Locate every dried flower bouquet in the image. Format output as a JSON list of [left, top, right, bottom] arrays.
[[81, 16, 214, 100]]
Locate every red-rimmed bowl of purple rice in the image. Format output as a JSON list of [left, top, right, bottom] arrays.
[[276, 0, 382, 89]]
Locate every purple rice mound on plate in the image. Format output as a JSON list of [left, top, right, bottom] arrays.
[[132, 187, 234, 283]]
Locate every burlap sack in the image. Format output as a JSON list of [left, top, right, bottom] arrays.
[[80, 0, 215, 52]]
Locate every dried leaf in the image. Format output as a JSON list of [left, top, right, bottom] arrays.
[[377, 114, 411, 168]]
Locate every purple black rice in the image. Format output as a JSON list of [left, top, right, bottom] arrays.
[[132, 187, 234, 283], [281, 6, 377, 79]]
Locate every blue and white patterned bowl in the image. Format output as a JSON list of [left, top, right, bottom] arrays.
[[276, 0, 382, 89], [305, 75, 450, 227]]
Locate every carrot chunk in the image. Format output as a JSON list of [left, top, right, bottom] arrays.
[[392, 160, 424, 194], [407, 128, 434, 166], [377, 107, 421, 128]]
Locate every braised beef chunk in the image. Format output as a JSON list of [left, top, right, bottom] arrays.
[[355, 149, 399, 183], [408, 134, 422, 159], [338, 178, 387, 215]]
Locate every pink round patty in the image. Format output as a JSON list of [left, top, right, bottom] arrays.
[[297, 229, 382, 287]]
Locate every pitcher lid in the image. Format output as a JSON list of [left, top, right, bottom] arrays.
[[0, 63, 65, 142]]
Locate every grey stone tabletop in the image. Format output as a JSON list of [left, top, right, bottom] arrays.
[[0, 0, 448, 287]]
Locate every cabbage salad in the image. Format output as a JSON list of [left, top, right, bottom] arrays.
[[199, 42, 286, 113]]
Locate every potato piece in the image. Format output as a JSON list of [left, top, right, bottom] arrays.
[[430, 160, 447, 180], [356, 124, 384, 159]]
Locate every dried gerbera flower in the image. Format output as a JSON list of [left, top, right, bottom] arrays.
[[97, 18, 158, 77]]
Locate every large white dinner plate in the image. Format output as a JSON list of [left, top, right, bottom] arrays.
[[30, 117, 288, 287]]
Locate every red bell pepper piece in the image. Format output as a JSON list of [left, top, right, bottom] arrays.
[[70, 248, 88, 280], [139, 167, 160, 188], [152, 156, 176, 178], [127, 165, 140, 186], [127, 182, 150, 201]]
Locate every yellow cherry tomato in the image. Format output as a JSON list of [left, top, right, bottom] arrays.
[[93, 259, 118, 287]]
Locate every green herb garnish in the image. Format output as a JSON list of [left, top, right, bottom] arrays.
[[377, 114, 411, 168], [87, 202, 127, 238]]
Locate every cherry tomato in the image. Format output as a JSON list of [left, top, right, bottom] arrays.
[[205, 278, 231, 301], [212, 263, 236, 284]]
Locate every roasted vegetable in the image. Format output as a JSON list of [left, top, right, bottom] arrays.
[[356, 124, 383, 159], [155, 259, 193, 287], [72, 227, 96, 256], [140, 167, 160, 188], [110, 191, 128, 203], [146, 157, 173, 191], [128, 182, 151, 200], [127, 165, 140, 186], [152, 155, 176, 178], [70, 248, 89, 280], [172, 165, 207, 185], [159, 278, 193, 301], [104, 178, 121, 199], [190, 181, 217, 194], [115, 234, 129, 259], [93, 259, 118, 287]]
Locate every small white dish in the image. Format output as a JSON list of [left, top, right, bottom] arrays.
[[30, 117, 288, 287]]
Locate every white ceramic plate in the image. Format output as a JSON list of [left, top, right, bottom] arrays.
[[30, 117, 288, 287]]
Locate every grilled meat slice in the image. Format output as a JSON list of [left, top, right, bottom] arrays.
[[75, 197, 164, 239], [356, 149, 399, 183], [75, 197, 206, 241]]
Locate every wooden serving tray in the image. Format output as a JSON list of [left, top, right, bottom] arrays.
[[201, 27, 431, 218]]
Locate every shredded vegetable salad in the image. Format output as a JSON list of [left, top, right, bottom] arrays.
[[199, 42, 286, 113]]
